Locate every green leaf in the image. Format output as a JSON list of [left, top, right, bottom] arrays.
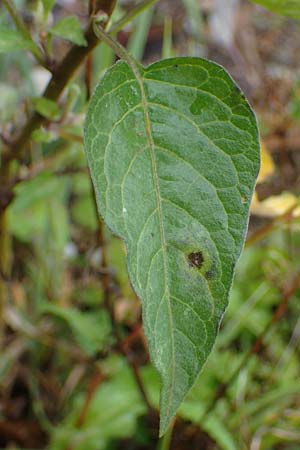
[[41, 0, 56, 17], [49, 16, 87, 46], [32, 128, 57, 142], [49, 362, 146, 450], [0, 27, 35, 53], [250, 0, 300, 18], [32, 97, 61, 120], [71, 195, 98, 230], [84, 57, 260, 434], [8, 172, 66, 242], [0, 82, 18, 120], [41, 304, 111, 355]]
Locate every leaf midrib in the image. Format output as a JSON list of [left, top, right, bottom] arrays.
[[127, 61, 176, 421]]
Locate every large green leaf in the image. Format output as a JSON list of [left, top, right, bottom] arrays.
[[250, 0, 300, 18], [84, 57, 260, 434]]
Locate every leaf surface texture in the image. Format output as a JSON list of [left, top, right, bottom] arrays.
[[84, 57, 260, 434]]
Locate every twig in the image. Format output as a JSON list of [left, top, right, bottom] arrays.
[[85, 54, 93, 100], [0, 0, 116, 351], [2, 0, 116, 165], [76, 368, 106, 427], [1, 0, 157, 168], [120, 340, 153, 411], [65, 366, 106, 450], [0, 166, 13, 342], [120, 323, 143, 350], [85, 0, 96, 100]]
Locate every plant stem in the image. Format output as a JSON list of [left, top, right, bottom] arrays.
[[2, 0, 45, 65], [3, 0, 116, 165], [0, 0, 157, 212], [76, 368, 105, 427], [0, 0, 116, 346], [2, 0, 156, 166], [85, 0, 96, 100], [157, 419, 175, 450], [93, 22, 138, 64], [0, 165, 13, 344]]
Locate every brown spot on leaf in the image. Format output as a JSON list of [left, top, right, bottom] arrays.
[[188, 251, 204, 269]]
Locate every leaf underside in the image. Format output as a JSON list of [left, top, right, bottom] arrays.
[[251, 0, 300, 17], [84, 57, 260, 435]]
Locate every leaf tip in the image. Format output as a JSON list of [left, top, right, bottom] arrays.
[[159, 415, 173, 438]]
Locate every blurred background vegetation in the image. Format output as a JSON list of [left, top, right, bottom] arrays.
[[0, 0, 300, 449]]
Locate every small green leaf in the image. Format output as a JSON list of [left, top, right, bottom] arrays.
[[41, 304, 111, 355], [84, 57, 260, 434], [0, 27, 35, 53], [41, 0, 56, 17], [49, 16, 87, 46], [49, 363, 146, 450], [32, 128, 57, 142], [32, 97, 61, 120], [250, 0, 300, 18], [8, 173, 66, 242]]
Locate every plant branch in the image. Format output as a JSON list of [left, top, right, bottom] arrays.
[[85, 0, 96, 100], [2, 0, 117, 165], [76, 368, 106, 427], [2, 22, 98, 164], [1, 0, 158, 167], [0, 0, 117, 347]]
